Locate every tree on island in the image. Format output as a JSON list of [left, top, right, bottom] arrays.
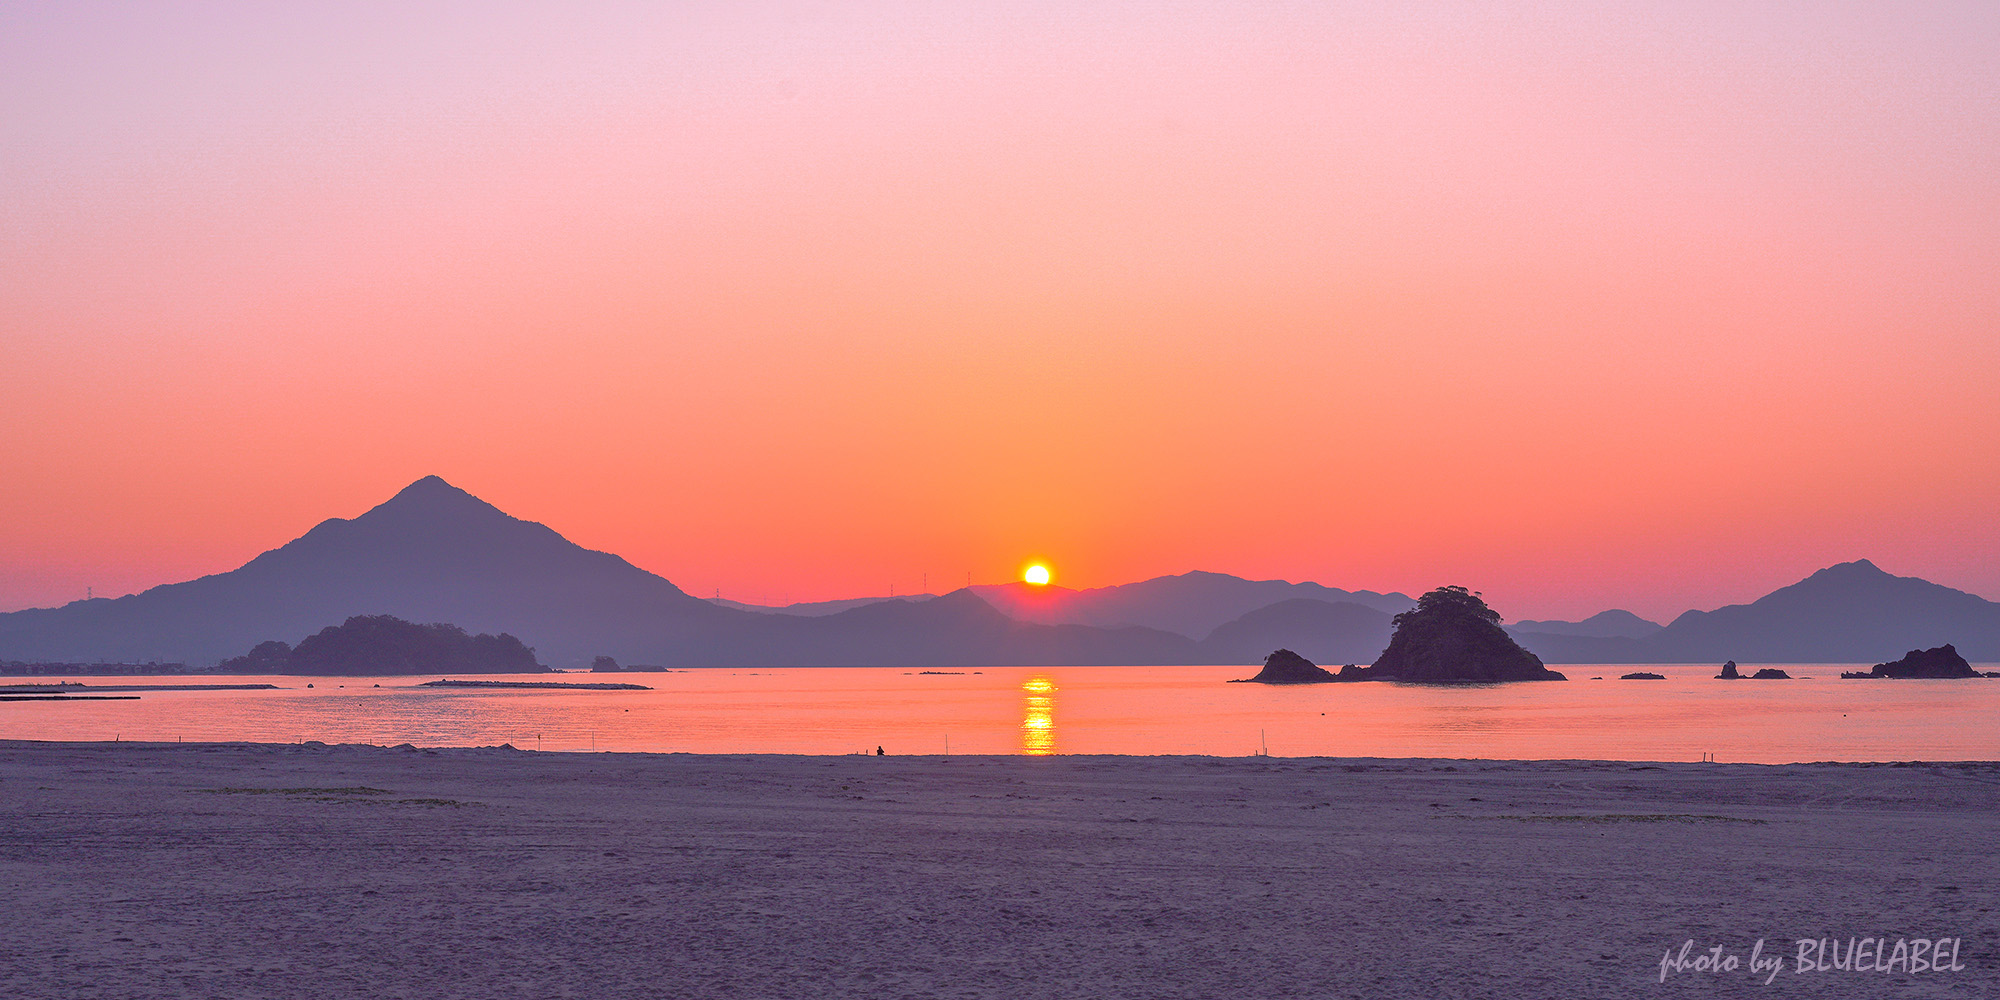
[[226, 640, 296, 673], [1341, 586, 1566, 682], [219, 615, 543, 675]]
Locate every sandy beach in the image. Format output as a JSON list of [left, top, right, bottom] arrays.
[[2, 741, 1993, 999]]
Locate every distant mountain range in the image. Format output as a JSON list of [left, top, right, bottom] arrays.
[[0, 478, 1202, 669], [0, 477, 1994, 669], [1506, 610, 1662, 640], [965, 573, 1417, 637], [710, 571, 1416, 639], [710, 595, 936, 618], [1506, 560, 2000, 664]]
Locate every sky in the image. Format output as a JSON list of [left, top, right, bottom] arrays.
[[4, 1, 1998, 624]]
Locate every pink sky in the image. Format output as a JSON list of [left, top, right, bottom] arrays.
[[4, 2, 1998, 624]]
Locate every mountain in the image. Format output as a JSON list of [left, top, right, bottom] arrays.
[[0, 477, 1201, 669], [1197, 599, 1394, 665], [684, 589, 1200, 667], [1506, 610, 1662, 640], [1504, 631, 1652, 665], [1509, 560, 2000, 663], [715, 572, 1417, 664], [712, 595, 940, 617], [971, 571, 1416, 638], [1641, 560, 2000, 663], [0, 477, 735, 667], [1502, 609, 1662, 662], [6, 483, 1993, 668]]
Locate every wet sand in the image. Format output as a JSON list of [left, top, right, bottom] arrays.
[[1, 741, 1994, 998]]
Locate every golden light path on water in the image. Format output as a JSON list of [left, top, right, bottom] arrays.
[[1021, 675, 1056, 755]]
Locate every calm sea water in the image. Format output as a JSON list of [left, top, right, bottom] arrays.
[[5, 663, 1997, 762]]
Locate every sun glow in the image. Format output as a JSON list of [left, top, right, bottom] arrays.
[[1023, 564, 1052, 586]]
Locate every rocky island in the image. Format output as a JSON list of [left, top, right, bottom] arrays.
[[1231, 648, 1340, 684], [219, 615, 544, 676], [1334, 587, 1566, 683], [1842, 644, 1981, 679]]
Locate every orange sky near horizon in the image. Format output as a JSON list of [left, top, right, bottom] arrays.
[[4, 2, 1998, 624]]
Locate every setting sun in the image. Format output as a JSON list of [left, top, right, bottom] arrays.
[[1023, 564, 1052, 586]]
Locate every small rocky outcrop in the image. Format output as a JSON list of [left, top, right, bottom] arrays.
[[1749, 668, 1792, 680], [1716, 661, 1741, 680], [1338, 587, 1566, 683], [1843, 644, 1978, 679], [1233, 649, 1339, 684], [1620, 672, 1665, 680]]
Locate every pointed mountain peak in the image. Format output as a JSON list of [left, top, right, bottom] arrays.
[[362, 476, 510, 523], [401, 473, 454, 490], [1811, 558, 1885, 578], [387, 474, 477, 504], [1786, 559, 1899, 593], [1749, 559, 1990, 612]]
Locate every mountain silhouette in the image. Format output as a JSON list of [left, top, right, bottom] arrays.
[[712, 595, 940, 617], [3, 483, 1993, 668], [0, 476, 733, 667], [1506, 610, 1662, 640], [0, 477, 1199, 668], [1507, 560, 2000, 663], [971, 570, 1415, 638], [1640, 559, 2000, 662], [686, 589, 1199, 667], [1503, 631, 1652, 664], [1198, 599, 1394, 665]]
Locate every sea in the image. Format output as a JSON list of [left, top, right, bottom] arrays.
[[4, 662, 1998, 763]]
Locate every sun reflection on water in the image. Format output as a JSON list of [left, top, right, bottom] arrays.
[[1021, 675, 1057, 754]]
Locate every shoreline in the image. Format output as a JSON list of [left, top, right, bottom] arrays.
[[4, 740, 1994, 997], [8, 736, 2000, 767]]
